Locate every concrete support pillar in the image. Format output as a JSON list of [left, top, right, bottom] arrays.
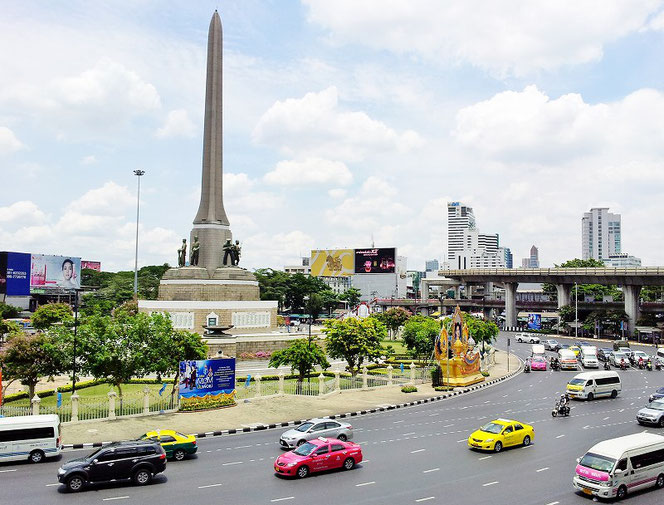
[[71, 393, 80, 423], [143, 386, 150, 415], [409, 362, 416, 384], [255, 374, 262, 397], [318, 373, 325, 396], [623, 285, 642, 337], [31, 395, 41, 416], [556, 284, 572, 308], [421, 280, 429, 300], [334, 370, 340, 391], [361, 366, 368, 390], [504, 282, 518, 328], [278, 371, 285, 395], [108, 391, 117, 420], [387, 364, 393, 386]]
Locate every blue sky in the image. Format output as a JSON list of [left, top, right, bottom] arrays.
[[1, 0, 664, 272]]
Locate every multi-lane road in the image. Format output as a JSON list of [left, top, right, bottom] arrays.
[[2, 333, 663, 504]]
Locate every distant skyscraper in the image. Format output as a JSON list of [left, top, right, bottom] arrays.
[[582, 208, 621, 261], [499, 247, 513, 268], [447, 202, 475, 259], [529, 245, 539, 268], [425, 259, 439, 272]]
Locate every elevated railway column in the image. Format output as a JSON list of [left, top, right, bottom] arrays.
[[556, 284, 572, 308], [504, 282, 518, 328], [623, 285, 642, 336]]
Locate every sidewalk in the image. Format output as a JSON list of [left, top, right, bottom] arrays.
[[61, 351, 521, 446]]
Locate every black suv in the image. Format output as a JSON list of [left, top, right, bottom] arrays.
[[57, 440, 166, 492]]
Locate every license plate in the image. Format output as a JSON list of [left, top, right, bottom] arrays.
[[582, 488, 593, 495]]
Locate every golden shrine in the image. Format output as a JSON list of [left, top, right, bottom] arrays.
[[434, 305, 485, 387]]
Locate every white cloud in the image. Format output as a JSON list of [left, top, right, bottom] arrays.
[[66, 181, 135, 215], [304, 0, 661, 76], [155, 108, 196, 138], [328, 188, 347, 199], [81, 155, 97, 165], [264, 157, 353, 187], [0, 126, 25, 154], [252, 87, 423, 161], [0, 201, 47, 224]]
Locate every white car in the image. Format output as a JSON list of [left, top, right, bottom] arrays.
[[279, 418, 354, 449], [515, 333, 540, 344]]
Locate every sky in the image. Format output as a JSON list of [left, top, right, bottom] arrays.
[[1, 0, 664, 272]]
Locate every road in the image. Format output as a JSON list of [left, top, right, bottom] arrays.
[[2, 333, 663, 504]]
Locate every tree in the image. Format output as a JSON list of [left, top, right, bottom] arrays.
[[305, 293, 324, 322], [542, 258, 620, 302], [320, 289, 339, 316], [463, 315, 499, 349], [558, 305, 576, 323], [31, 303, 73, 330], [0, 302, 21, 319], [373, 307, 411, 339], [323, 317, 386, 376], [339, 287, 362, 308], [268, 338, 330, 385], [0, 319, 21, 338], [0, 333, 65, 399], [401, 316, 440, 362]]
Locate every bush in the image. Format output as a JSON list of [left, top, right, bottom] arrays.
[[481, 371, 490, 377], [179, 396, 235, 412], [434, 386, 454, 391], [401, 385, 418, 393]]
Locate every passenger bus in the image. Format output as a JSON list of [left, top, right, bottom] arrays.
[[0, 414, 62, 463]]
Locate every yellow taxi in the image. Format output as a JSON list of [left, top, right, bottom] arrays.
[[569, 345, 581, 357], [139, 429, 197, 461], [467, 418, 534, 452]]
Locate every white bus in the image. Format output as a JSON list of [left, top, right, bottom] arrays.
[[0, 414, 62, 463], [566, 371, 621, 400], [573, 433, 664, 500]]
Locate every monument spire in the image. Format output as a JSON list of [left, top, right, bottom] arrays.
[[191, 11, 232, 272]]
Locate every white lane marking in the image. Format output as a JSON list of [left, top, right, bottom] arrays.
[[271, 497, 295, 502], [423, 468, 440, 473], [479, 456, 492, 460], [483, 481, 499, 487], [0, 469, 17, 473], [556, 434, 565, 439], [457, 439, 466, 443], [356, 481, 376, 487], [393, 420, 404, 423], [536, 467, 549, 472], [45, 483, 59, 487], [235, 445, 252, 449], [415, 497, 435, 502], [403, 432, 416, 436], [102, 497, 129, 502], [222, 461, 243, 466], [603, 417, 610, 421], [630, 402, 634, 406], [545, 502, 560, 505], [443, 424, 454, 428], [198, 483, 223, 489], [411, 449, 426, 454], [619, 409, 625, 412]]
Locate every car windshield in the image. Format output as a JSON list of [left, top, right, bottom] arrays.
[[87, 447, 105, 460], [533, 357, 545, 363], [295, 422, 314, 432], [634, 352, 648, 358], [579, 452, 616, 473], [293, 442, 317, 456], [614, 352, 626, 359], [647, 401, 664, 411], [569, 379, 586, 386], [480, 422, 504, 434], [549, 341, 558, 344]]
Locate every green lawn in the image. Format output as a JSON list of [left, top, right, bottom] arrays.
[[381, 339, 408, 354], [8, 383, 170, 408]]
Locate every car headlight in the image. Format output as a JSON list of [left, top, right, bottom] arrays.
[[286, 462, 297, 467], [485, 439, 494, 443], [58, 468, 65, 475]]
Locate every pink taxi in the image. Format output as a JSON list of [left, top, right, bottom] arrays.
[[531, 356, 548, 371], [274, 437, 362, 478]]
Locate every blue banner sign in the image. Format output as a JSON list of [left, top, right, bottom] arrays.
[[527, 313, 542, 330], [0, 252, 31, 296], [178, 358, 236, 400]]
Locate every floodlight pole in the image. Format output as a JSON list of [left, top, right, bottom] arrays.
[[133, 169, 145, 300]]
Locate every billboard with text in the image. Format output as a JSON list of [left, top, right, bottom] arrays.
[[178, 358, 236, 400], [30, 254, 81, 291], [0, 252, 31, 296], [310, 249, 354, 277], [81, 260, 102, 271], [354, 248, 396, 274]]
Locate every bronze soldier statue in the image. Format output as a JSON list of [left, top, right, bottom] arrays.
[[190, 236, 200, 266], [177, 239, 187, 267]]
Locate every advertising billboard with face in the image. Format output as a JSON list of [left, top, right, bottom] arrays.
[[30, 254, 81, 291], [527, 313, 542, 330], [81, 260, 102, 271], [354, 248, 396, 274], [310, 249, 354, 277], [178, 358, 236, 400]]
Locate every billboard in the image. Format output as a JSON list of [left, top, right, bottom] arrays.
[[81, 260, 102, 271], [30, 254, 81, 291], [310, 249, 354, 277], [178, 358, 236, 400], [0, 252, 31, 296], [354, 248, 396, 274], [527, 313, 542, 330]]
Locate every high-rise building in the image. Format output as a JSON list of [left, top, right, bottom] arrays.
[[447, 202, 476, 259], [529, 245, 539, 268], [603, 253, 641, 267], [582, 208, 621, 261], [499, 247, 513, 269], [425, 259, 439, 272]]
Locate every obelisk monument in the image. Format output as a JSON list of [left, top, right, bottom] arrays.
[[190, 10, 232, 273]]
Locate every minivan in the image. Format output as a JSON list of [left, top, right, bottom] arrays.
[[579, 345, 599, 368], [558, 349, 578, 370], [573, 433, 664, 500], [0, 414, 61, 463], [566, 371, 621, 400]]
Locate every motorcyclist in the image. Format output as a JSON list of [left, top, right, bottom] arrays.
[[638, 356, 645, 369], [646, 358, 653, 371], [620, 357, 627, 370], [604, 359, 610, 370]]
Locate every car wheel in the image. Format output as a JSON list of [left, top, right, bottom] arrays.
[[659, 417, 664, 428], [587, 393, 594, 401], [296, 465, 309, 478], [611, 390, 618, 399], [523, 435, 531, 446], [337, 434, 347, 442], [296, 439, 307, 447], [637, 420, 644, 425], [133, 469, 152, 486], [343, 458, 355, 470], [552, 410, 557, 417], [29, 449, 44, 464], [173, 449, 186, 461], [656, 474, 664, 489], [494, 441, 502, 453], [617, 485, 627, 499], [66, 475, 85, 492]]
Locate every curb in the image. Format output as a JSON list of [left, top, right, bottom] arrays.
[[62, 362, 522, 450]]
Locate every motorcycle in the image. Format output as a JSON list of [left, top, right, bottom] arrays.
[[524, 360, 531, 373], [638, 360, 645, 370], [552, 398, 571, 417], [619, 360, 628, 371], [656, 360, 662, 371], [646, 360, 653, 371], [550, 358, 560, 371]]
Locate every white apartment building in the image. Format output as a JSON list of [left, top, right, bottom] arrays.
[[447, 202, 476, 259], [603, 253, 642, 267], [582, 208, 621, 261], [447, 201, 506, 269]]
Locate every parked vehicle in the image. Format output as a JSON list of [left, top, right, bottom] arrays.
[[280, 418, 353, 449], [636, 399, 664, 427], [566, 371, 621, 400], [580, 346, 599, 369], [0, 414, 62, 463], [573, 433, 664, 500], [57, 440, 167, 492], [138, 430, 197, 461], [515, 333, 540, 344], [558, 349, 579, 370], [543, 339, 560, 351], [274, 437, 362, 478]]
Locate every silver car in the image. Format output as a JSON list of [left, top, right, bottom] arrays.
[[636, 399, 664, 427], [279, 418, 353, 449]]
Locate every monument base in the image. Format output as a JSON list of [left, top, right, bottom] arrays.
[[158, 266, 260, 301], [440, 373, 486, 387]]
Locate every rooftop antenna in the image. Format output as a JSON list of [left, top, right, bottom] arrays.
[[371, 233, 375, 248]]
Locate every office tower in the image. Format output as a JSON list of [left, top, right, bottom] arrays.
[[582, 208, 621, 261], [529, 245, 539, 268], [425, 259, 439, 272], [447, 202, 476, 259]]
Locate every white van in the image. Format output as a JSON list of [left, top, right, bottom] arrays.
[[573, 432, 664, 500], [566, 371, 621, 400], [0, 414, 62, 463], [580, 345, 599, 368], [531, 344, 545, 356], [558, 349, 578, 370]]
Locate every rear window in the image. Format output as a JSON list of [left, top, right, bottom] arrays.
[[0, 426, 55, 443]]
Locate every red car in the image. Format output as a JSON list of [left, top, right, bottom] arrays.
[[274, 437, 362, 478], [531, 356, 547, 371]]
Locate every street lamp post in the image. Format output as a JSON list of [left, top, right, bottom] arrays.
[[133, 169, 145, 300], [575, 282, 578, 339], [71, 289, 80, 394], [438, 292, 449, 386]]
